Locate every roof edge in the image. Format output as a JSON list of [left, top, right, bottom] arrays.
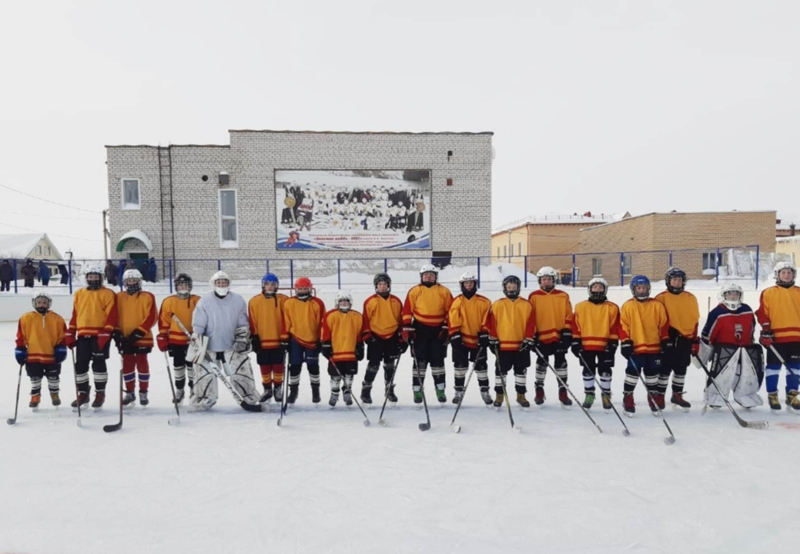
[[105, 144, 230, 148], [229, 129, 493, 136]]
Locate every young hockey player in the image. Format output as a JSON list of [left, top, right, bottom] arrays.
[[697, 283, 763, 410], [283, 277, 326, 405], [447, 272, 492, 405], [15, 292, 67, 408], [360, 273, 404, 405], [248, 273, 289, 403], [756, 261, 800, 413], [486, 275, 536, 407], [619, 275, 669, 416], [65, 266, 117, 409], [321, 291, 364, 407], [157, 273, 200, 404], [654, 268, 700, 411], [528, 266, 573, 407], [570, 278, 620, 410], [402, 264, 453, 404], [114, 269, 157, 407], [188, 271, 264, 412]]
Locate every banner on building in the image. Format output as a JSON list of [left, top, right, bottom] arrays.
[[276, 170, 431, 250]]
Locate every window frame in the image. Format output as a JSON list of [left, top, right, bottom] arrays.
[[121, 178, 141, 211], [622, 254, 632, 276], [218, 189, 239, 248], [592, 257, 602, 277]]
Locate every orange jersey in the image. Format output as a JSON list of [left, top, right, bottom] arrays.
[[284, 296, 326, 348], [756, 285, 800, 343], [402, 284, 453, 327], [158, 295, 200, 345], [447, 294, 491, 348], [654, 290, 699, 339], [16, 311, 67, 364], [321, 309, 364, 362], [249, 293, 289, 349], [528, 289, 573, 344], [571, 300, 620, 352], [619, 298, 669, 354], [486, 298, 536, 351], [116, 291, 158, 347], [361, 294, 403, 340], [69, 287, 117, 337]]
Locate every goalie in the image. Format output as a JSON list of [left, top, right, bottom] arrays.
[[696, 283, 763, 410], [187, 271, 264, 412]]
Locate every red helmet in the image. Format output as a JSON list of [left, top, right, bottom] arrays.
[[294, 277, 312, 289]]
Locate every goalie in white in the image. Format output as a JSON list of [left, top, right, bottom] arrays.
[[187, 271, 264, 412]]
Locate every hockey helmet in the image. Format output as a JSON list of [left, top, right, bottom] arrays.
[[210, 270, 230, 297], [84, 266, 104, 290], [419, 264, 438, 286], [294, 276, 312, 299], [774, 261, 796, 287], [123, 268, 143, 295], [262, 273, 279, 296], [174, 273, 193, 298], [502, 275, 521, 299], [335, 290, 353, 312], [373, 273, 391, 295], [665, 267, 687, 294], [629, 275, 651, 301], [537, 266, 558, 291], [31, 291, 52, 313], [718, 283, 743, 310], [587, 277, 608, 303]]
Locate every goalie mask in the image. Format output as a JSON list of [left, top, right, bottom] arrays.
[[210, 270, 230, 297], [123, 269, 143, 295], [718, 283, 743, 310]]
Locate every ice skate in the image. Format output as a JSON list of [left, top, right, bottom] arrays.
[[287, 384, 299, 405], [601, 392, 612, 411], [623, 393, 635, 417], [516, 393, 530, 409], [259, 384, 273, 403], [480, 390, 493, 406], [786, 391, 800, 415], [29, 394, 40, 410], [50, 392, 61, 407], [768, 392, 781, 413], [559, 388, 572, 409], [273, 383, 284, 403], [329, 392, 339, 408], [173, 389, 185, 405], [385, 385, 398, 404], [582, 392, 595, 409], [71, 391, 90, 410], [452, 390, 465, 405], [91, 392, 105, 410], [139, 392, 149, 406], [311, 384, 321, 405], [534, 386, 545, 406], [122, 391, 136, 407], [360, 386, 372, 405], [670, 392, 691, 413], [493, 392, 504, 408], [343, 389, 353, 406]]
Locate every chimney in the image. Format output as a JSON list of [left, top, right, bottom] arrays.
[[791, 223, 796, 237]]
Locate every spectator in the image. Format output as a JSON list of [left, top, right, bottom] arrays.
[[141, 259, 151, 283], [58, 264, 69, 285], [147, 257, 157, 283], [21, 259, 36, 288], [38, 260, 50, 287], [105, 259, 118, 286], [118, 260, 129, 288], [0, 259, 13, 291]]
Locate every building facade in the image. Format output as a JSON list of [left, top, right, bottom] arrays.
[[106, 130, 493, 280]]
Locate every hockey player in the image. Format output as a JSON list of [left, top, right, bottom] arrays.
[[157, 273, 200, 404], [756, 261, 800, 413], [65, 266, 117, 409], [654, 268, 700, 411], [360, 273, 404, 404], [402, 264, 453, 404], [248, 273, 289, 403], [15, 292, 67, 408], [447, 272, 492, 405], [321, 291, 364, 407], [697, 283, 763, 410], [619, 275, 669, 416], [114, 269, 157, 407], [486, 275, 536, 407], [570, 278, 620, 410], [528, 266, 573, 407], [188, 271, 264, 412], [283, 277, 326, 405]]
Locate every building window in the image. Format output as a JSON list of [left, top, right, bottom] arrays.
[[510, 244, 514, 257], [622, 254, 632, 276], [219, 190, 238, 247], [497, 247, 500, 259], [592, 258, 602, 276], [36, 245, 42, 255], [503, 245, 507, 258], [121, 179, 141, 210], [518, 242, 522, 256], [46, 246, 51, 256], [702, 252, 720, 273]]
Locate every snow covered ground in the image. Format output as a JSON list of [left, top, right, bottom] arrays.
[[1, 280, 797, 554]]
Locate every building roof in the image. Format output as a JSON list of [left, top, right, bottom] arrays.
[[580, 210, 777, 232], [777, 235, 800, 243], [777, 212, 799, 231], [493, 212, 628, 234], [0, 233, 48, 259], [229, 129, 494, 135]]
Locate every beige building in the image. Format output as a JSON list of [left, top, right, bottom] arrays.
[[579, 211, 776, 286], [776, 236, 800, 265]]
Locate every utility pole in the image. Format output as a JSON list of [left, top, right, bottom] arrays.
[[102, 210, 109, 260]]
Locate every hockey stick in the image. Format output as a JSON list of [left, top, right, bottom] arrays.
[[534, 347, 602, 435], [693, 354, 768, 430], [493, 352, 521, 432], [6, 364, 23, 425], [103, 368, 124, 433], [577, 352, 630, 437], [409, 340, 431, 431], [627, 356, 675, 445], [71, 347, 83, 428], [378, 353, 402, 427], [328, 359, 370, 427], [450, 349, 485, 433], [163, 351, 181, 426], [278, 351, 289, 427]]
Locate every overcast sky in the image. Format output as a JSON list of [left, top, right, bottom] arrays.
[[1, 0, 797, 258]]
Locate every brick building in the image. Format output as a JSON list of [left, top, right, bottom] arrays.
[[106, 130, 493, 280], [579, 211, 777, 286]]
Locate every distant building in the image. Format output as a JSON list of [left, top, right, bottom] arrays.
[[776, 213, 799, 238], [776, 236, 799, 266], [0, 233, 65, 281]]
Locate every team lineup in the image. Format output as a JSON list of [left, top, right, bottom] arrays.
[[10, 260, 800, 434]]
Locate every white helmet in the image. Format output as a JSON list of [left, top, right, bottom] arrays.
[[587, 277, 608, 302], [84, 266, 104, 290], [335, 290, 353, 312], [210, 270, 231, 297], [459, 271, 477, 284], [774, 261, 796, 287], [123, 268, 143, 294], [537, 266, 558, 290], [122, 269, 142, 282], [419, 264, 438, 285], [718, 283, 743, 310], [31, 291, 52, 311]]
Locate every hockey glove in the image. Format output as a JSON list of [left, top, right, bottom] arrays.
[[398, 337, 409, 354], [321, 341, 333, 360], [690, 338, 700, 356], [126, 329, 146, 347], [760, 329, 774, 348], [14, 346, 27, 365], [449, 332, 463, 352], [365, 333, 378, 346], [438, 324, 450, 346], [605, 341, 618, 357], [356, 343, 365, 361], [520, 337, 536, 353], [570, 340, 582, 358], [54, 345, 67, 364], [620, 340, 633, 360], [156, 333, 169, 352], [401, 325, 415, 343], [560, 329, 573, 346], [250, 334, 262, 353], [478, 331, 490, 349], [64, 330, 76, 349], [489, 337, 500, 354]]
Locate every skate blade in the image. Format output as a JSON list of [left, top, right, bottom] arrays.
[[671, 405, 690, 413], [93, 407, 103, 412], [623, 411, 634, 418], [771, 408, 782, 414], [786, 406, 800, 415], [560, 404, 572, 410], [651, 411, 662, 417]]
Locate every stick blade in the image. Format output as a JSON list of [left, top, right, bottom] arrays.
[[450, 424, 461, 434], [746, 420, 769, 430], [622, 429, 631, 437], [362, 419, 371, 427], [103, 423, 122, 433], [418, 423, 431, 431], [378, 419, 388, 427], [7, 418, 17, 425], [663, 436, 676, 445]]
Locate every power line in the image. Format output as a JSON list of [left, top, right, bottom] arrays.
[[0, 183, 103, 214], [0, 209, 97, 222], [0, 221, 102, 242]]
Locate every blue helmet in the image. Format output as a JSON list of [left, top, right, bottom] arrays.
[[629, 275, 651, 300], [262, 273, 279, 285]]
